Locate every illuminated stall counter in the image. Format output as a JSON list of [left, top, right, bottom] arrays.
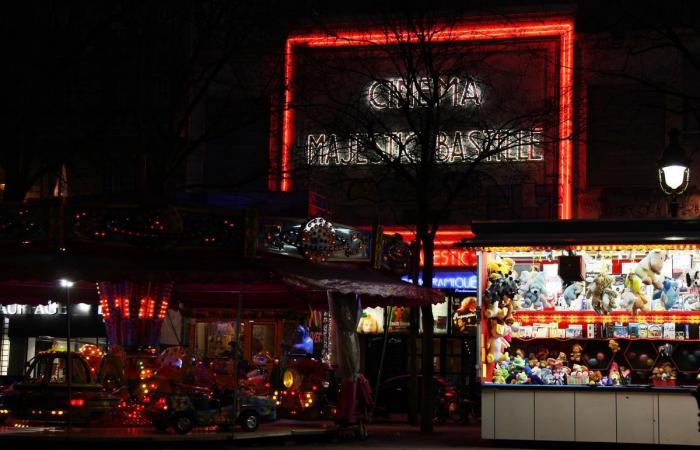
[[457, 219, 700, 446]]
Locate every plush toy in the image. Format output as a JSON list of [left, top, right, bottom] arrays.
[[687, 269, 700, 295], [589, 370, 603, 385], [486, 321, 510, 363], [609, 361, 621, 385], [586, 269, 618, 315], [652, 277, 679, 310], [561, 282, 584, 309], [623, 273, 651, 315], [684, 295, 700, 311], [521, 271, 547, 310], [634, 249, 667, 290], [570, 343, 583, 364], [619, 365, 631, 385], [608, 339, 620, 353], [492, 362, 509, 384]]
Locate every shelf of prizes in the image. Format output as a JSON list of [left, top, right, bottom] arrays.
[[466, 236, 700, 445]]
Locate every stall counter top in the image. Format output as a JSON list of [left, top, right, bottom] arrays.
[[481, 383, 696, 394]]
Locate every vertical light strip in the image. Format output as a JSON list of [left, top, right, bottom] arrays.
[[0, 317, 9, 376], [279, 20, 576, 218]]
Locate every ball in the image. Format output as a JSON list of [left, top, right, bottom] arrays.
[[588, 358, 597, 367], [596, 352, 605, 362], [693, 350, 700, 359], [646, 358, 654, 367], [639, 354, 649, 363], [689, 354, 697, 364]]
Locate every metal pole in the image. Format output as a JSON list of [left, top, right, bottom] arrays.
[[370, 302, 392, 423], [232, 282, 243, 440], [65, 286, 72, 437]]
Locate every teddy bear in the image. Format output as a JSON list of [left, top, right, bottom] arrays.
[[586, 270, 618, 315], [486, 321, 510, 363], [652, 276, 679, 310], [521, 271, 547, 310], [561, 282, 584, 309], [570, 343, 583, 364], [589, 370, 603, 385], [634, 249, 667, 290]]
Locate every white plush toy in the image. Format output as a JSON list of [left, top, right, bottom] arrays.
[[634, 250, 667, 290]]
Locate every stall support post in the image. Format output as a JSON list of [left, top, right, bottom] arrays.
[[232, 283, 243, 440], [64, 284, 72, 437]]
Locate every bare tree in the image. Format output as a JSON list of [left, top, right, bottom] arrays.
[[285, 10, 568, 432]]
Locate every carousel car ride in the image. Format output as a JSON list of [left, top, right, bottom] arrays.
[[146, 387, 276, 434], [272, 355, 337, 420], [0, 351, 119, 426]]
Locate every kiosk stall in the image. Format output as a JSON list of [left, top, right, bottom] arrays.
[[457, 219, 700, 446]]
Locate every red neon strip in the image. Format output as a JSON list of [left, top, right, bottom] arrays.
[[279, 20, 575, 219], [281, 38, 295, 192]]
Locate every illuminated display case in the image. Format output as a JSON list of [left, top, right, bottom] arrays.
[[458, 219, 700, 446]]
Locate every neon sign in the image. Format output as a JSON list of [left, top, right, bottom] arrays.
[[276, 20, 574, 220], [367, 76, 481, 109], [306, 129, 542, 166], [402, 271, 477, 290], [430, 249, 477, 267]]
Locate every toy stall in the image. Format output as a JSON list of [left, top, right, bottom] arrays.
[[457, 219, 700, 446]]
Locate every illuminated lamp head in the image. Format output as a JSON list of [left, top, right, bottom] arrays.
[[283, 369, 295, 389], [658, 128, 691, 217]]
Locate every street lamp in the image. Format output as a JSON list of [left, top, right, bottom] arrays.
[[658, 128, 691, 217], [59, 279, 74, 435]]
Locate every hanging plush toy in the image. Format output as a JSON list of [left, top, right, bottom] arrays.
[[521, 271, 546, 310], [486, 321, 510, 363], [652, 277, 680, 310], [586, 269, 618, 315], [561, 282, 584, 309], [623, 272, 651, 315], [634, 249, 667, 289]]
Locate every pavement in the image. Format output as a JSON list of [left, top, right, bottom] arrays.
[[1, 421, 699, 450]]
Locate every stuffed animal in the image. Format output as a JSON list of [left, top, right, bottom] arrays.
[[623, 273, 651, 315], [521, 271, 547, 310], [609, 361, 621, 385], [684, 295, 700, 311], [570, 343, 583, 364], [653, 277, 680, 310], [634, 249, 667, 290], [589, 370, 603, 385], [687, 269, 700, 295], [561, 282, 584, 309], [586, 270, 618, 315], [608, 339, 620, 353], [486, 321, 510, 363], [492, 362, 509, 384]]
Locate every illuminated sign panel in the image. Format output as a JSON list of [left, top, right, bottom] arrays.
[[401, 271, 478, 290], [276, 21, 574, 219]]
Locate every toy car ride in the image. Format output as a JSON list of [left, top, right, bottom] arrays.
[[146, 387, 276, 434]]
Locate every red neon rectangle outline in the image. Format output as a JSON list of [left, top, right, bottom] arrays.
[[279, 20, 574, 219]]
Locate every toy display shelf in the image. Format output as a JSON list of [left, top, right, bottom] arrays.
[[510, 337, 700, 384], [514, 310, 700, 325]]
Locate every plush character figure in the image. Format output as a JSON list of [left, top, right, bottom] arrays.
[[589, 370, 603, 385], [684, 295, 700, 311], [623, 273, 651, 315], [486, 321, 510, 363], [609, 361, 621, 385], [608, 339, 620, 353], [561, 282, 584, 309], [619, 365, 631, 385], [570, 343, 583, 364], [521, 271, 547, 310], [492, 362, 509, 384], [653, 277, 679, 309], [634, 249, 667, 290], [686, 269, 700, 295], [586, 269, 618, 315]]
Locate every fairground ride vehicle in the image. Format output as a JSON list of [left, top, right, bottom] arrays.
[[272, 355, 337, 420], [146, 386, 276, 434]]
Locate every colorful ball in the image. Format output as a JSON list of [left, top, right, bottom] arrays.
[[639, 354, 649, 363], [588, 358, 597, 367], [596, 352, 605, 362], [646, 358, 654, 367]]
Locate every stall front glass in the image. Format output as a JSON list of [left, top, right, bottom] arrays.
[[479, 245, 700, 387]]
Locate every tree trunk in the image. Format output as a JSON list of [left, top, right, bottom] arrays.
[[408, 306, 419, 426], [419, 228, 436, 433]]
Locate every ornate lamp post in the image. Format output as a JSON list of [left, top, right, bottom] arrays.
[[658, 129, 691, 217]]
